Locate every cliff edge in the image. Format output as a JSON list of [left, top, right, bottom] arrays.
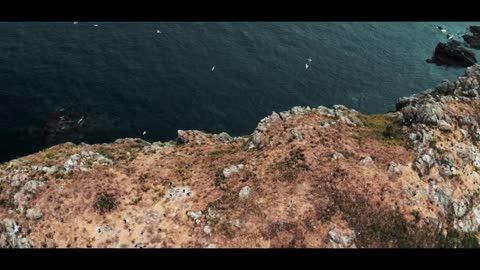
[[2, 66, 480, 248]]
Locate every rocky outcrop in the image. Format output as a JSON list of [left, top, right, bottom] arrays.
[[463, 26, 480, 50], [426, 40, 477, 67]]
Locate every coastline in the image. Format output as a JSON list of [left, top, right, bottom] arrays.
[[1, 65, 480, 247]]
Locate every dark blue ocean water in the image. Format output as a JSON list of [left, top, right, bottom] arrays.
[[1, 22, 479, 162]]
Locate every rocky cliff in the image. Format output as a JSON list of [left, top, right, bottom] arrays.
[[3, 66, 480, 248]]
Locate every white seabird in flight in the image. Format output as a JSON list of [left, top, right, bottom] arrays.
[[211, 66, 215, 71], [156, 29, 162, 34], [305, 63, 309, 69], [142, 131, 147, 136]]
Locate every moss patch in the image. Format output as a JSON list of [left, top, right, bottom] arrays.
[[270, 148, 309, 182], [358, 114, 406, 146]]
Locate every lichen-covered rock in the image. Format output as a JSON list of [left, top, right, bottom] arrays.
[[291, 129, 304, 141], [0, 219, 32, 248], [238, 186, 251, 200], [222, 164, 244, 178], [26, 208, 43, 220], [387, 162, 402, 176], [187, 211, 203, 223], [63, 151, 113, 173], [23, 180, 45, 195], [455, 205, 480, 232], [437, 120, 453, 132]]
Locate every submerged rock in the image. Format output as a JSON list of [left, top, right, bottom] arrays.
[[427, 40, 477, 67]]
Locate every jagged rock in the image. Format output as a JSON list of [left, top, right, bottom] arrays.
[[399, 103, 445, 126], [439, 156, 458, 177], [186, 211, 203, 223], [239, 186, 251, 200], [333, 105, 349, 111], [437, 120, 452, 132], [0, 219, 32, 248], [387, 162, 402, 176], [455, 204, 480, 232], [64, 154, 81, 172], [359, 156, 373, 165], [415, 149, 436, 176], [63, 152, 112, 173], [460, 129, 469, 140], [426, 40, 477, 67], [331, 151, 345, 161], [347, 115, 364, 127], [23, 180, 45, 195], [223, 164, 244, 178], [176, 130, 189, 145], [217, 132, 233, 143], [9, 173, 28, 187], [433, 80, 457, 96], [328, 229, 356, 248], [317, 106, 335, 117], [250, 112, 283, 149], [428, 182, 453, 212], [396, 96, 418, 110], [251, 130, 265, 149], [452, 199, 470, 219], [291, 106, 311, 114], [463, 88, 479, 98]]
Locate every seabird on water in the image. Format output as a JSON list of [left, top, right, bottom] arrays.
[[305, 63, 309, 69], [142, 131, 147, 136], [73, 22, 78, 25], [211, 66, 215, 71], [94, 24, 99, 27], [156, 29, 162, 34], [307, 58, 312, 62]]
